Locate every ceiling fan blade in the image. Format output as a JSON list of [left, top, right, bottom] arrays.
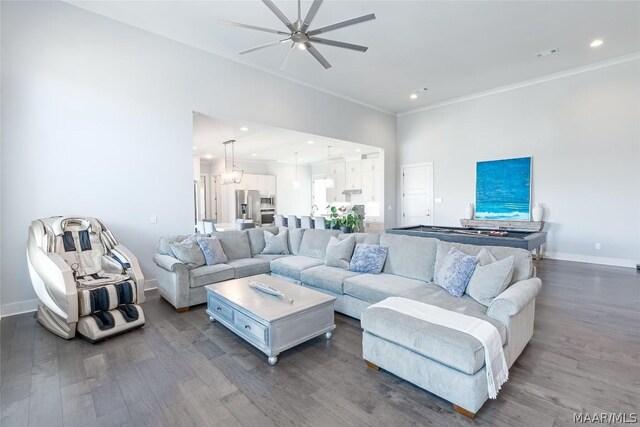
[[297, 0, 301, 22], [307, 13, 376, 36], [219, 20, 290, 36], [308, 37, 368, 52], [300, 0, 323, 33], [262, 0, 295, 32], [280, 42, 295, 70], [305, 43, 332, 69], [239, 38, 290, 55]]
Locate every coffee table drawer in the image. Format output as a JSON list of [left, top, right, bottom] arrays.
[[234, 311, 267, 345], [209, 295, 234, 323]]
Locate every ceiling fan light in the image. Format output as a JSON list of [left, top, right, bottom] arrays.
[[297, 42, 307, 50]]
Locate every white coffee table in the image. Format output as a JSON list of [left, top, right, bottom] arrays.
[[205, 274, 336, 365]]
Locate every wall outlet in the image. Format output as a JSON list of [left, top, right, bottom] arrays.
[[594, 243, 601, 250], [150, 215, 158, 224]]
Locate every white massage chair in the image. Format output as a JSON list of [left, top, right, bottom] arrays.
[[27, 216, 145, 342]]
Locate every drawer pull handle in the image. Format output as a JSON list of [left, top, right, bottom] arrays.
[[244, 325, 251, 330], [216, 307, 222, 311]]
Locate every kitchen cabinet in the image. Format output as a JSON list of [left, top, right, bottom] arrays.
[[241, 174, 258, 192], [257, 175, 276, 197]]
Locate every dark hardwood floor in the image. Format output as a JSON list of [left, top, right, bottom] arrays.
[[1, 259, 638, 426]]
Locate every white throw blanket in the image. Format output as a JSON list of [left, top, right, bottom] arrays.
[[370, 297, 508, 399]]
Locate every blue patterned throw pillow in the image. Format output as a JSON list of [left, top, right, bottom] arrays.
[[349, 244, 388, 274], [435, 247, 478, 297], [196, 235, 228, 266]]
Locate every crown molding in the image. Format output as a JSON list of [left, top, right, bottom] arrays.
[[398, 51, 640, 117]]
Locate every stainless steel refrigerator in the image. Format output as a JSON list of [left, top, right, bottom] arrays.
[[235, 190, 261, 225]]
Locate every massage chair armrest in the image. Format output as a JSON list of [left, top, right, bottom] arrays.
[[27, 247, 79, 323], [486, 277, 542, 323], [113, 244, 146, 303], [153, 254, 188, 273]]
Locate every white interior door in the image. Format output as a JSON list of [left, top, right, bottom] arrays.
[[402, 163, 433, 226]]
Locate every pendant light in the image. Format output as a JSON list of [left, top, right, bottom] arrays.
[[293, 152, 300, 189], [218, 140, 244, 185], [325, 145, 335, 188]]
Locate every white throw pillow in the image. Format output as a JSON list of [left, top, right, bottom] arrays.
[[325, 235, 356, 270], [465, 249, 515, 306], [262, 230, 290, 255]]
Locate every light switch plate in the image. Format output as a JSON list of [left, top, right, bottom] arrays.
[[150, 215, 158, 224]]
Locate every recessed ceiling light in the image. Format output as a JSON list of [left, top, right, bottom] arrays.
[[193, 146, 196, 149], [355, 149, 361, 152], [590, 39, 603, 48], [240, 126, 249, 131], [410, 93, 418, 100], [307, 140, 315, 144], [251, 153, 257, 157], [205, 154, 213, 159]]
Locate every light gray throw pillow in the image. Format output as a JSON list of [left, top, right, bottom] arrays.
[[465, 249, 515, 306], [325, 235, 355, 270], [196, 235, 228, 265], [262, 229, 290, 255], [169, 237, 206, 268]]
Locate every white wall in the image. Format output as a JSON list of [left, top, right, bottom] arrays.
[[0, 1, 397, 314], [398, 58, 640, 267]]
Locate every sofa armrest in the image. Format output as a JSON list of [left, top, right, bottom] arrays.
[[486, 277, 542, 323], [153, 254, 191, 309], [154, 254, 187, 273]]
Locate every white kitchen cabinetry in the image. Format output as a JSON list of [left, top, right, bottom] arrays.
[[257, 175, 276, 197], [242, 174, 258, 192]]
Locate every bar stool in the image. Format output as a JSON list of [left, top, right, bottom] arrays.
[[314, 217, 326, 229], [287, 215, 301, 229], [300, 216, 313, 229], [274, 215, 287, 227], [202, 219, 216, 234]]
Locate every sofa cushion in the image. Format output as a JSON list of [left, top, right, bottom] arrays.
[[226, 258, 271, 279], [434, 248, 478, 297], [466, 250, 515, 306], [270, 256, 324, 281], [298, 229, 339, 259], [157, 235, 189, 257], [434, 241, 532, 285], [247, 226, 279, 256], [262, 229, 290, 255], [349, 244, 388, 274], [300, 265, 359, 294], [210, 231, 252, 260], [343, 273, 427, 304], [288, 228, 305, 255], [196, 236, 228, 265], [169, 238, 206, 269], [339, 232, 380, 245], [361, 284, 506, 375], [379, 234, 437, 282], [189, 264, 235, 288], [325, 235, 355, 269], [252, 254, 288, 262]]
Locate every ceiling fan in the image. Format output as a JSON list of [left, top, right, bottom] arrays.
[[220, 0, 375, 70]]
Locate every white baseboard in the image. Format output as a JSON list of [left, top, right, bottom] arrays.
[[545, 252, 638, 268], [0, 298, 39, 318], [144, 279, 158, 291]]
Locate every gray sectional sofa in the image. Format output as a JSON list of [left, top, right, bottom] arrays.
[[153, 227, 541, 417]]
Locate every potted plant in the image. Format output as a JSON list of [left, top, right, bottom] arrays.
[[338, 206, 364, 234], [326, 205, 345, 230]]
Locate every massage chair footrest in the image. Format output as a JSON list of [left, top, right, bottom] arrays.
[[76, 304, 145, 342]]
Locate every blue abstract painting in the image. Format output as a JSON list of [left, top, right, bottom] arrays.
[[476, 157, 531, 221]]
